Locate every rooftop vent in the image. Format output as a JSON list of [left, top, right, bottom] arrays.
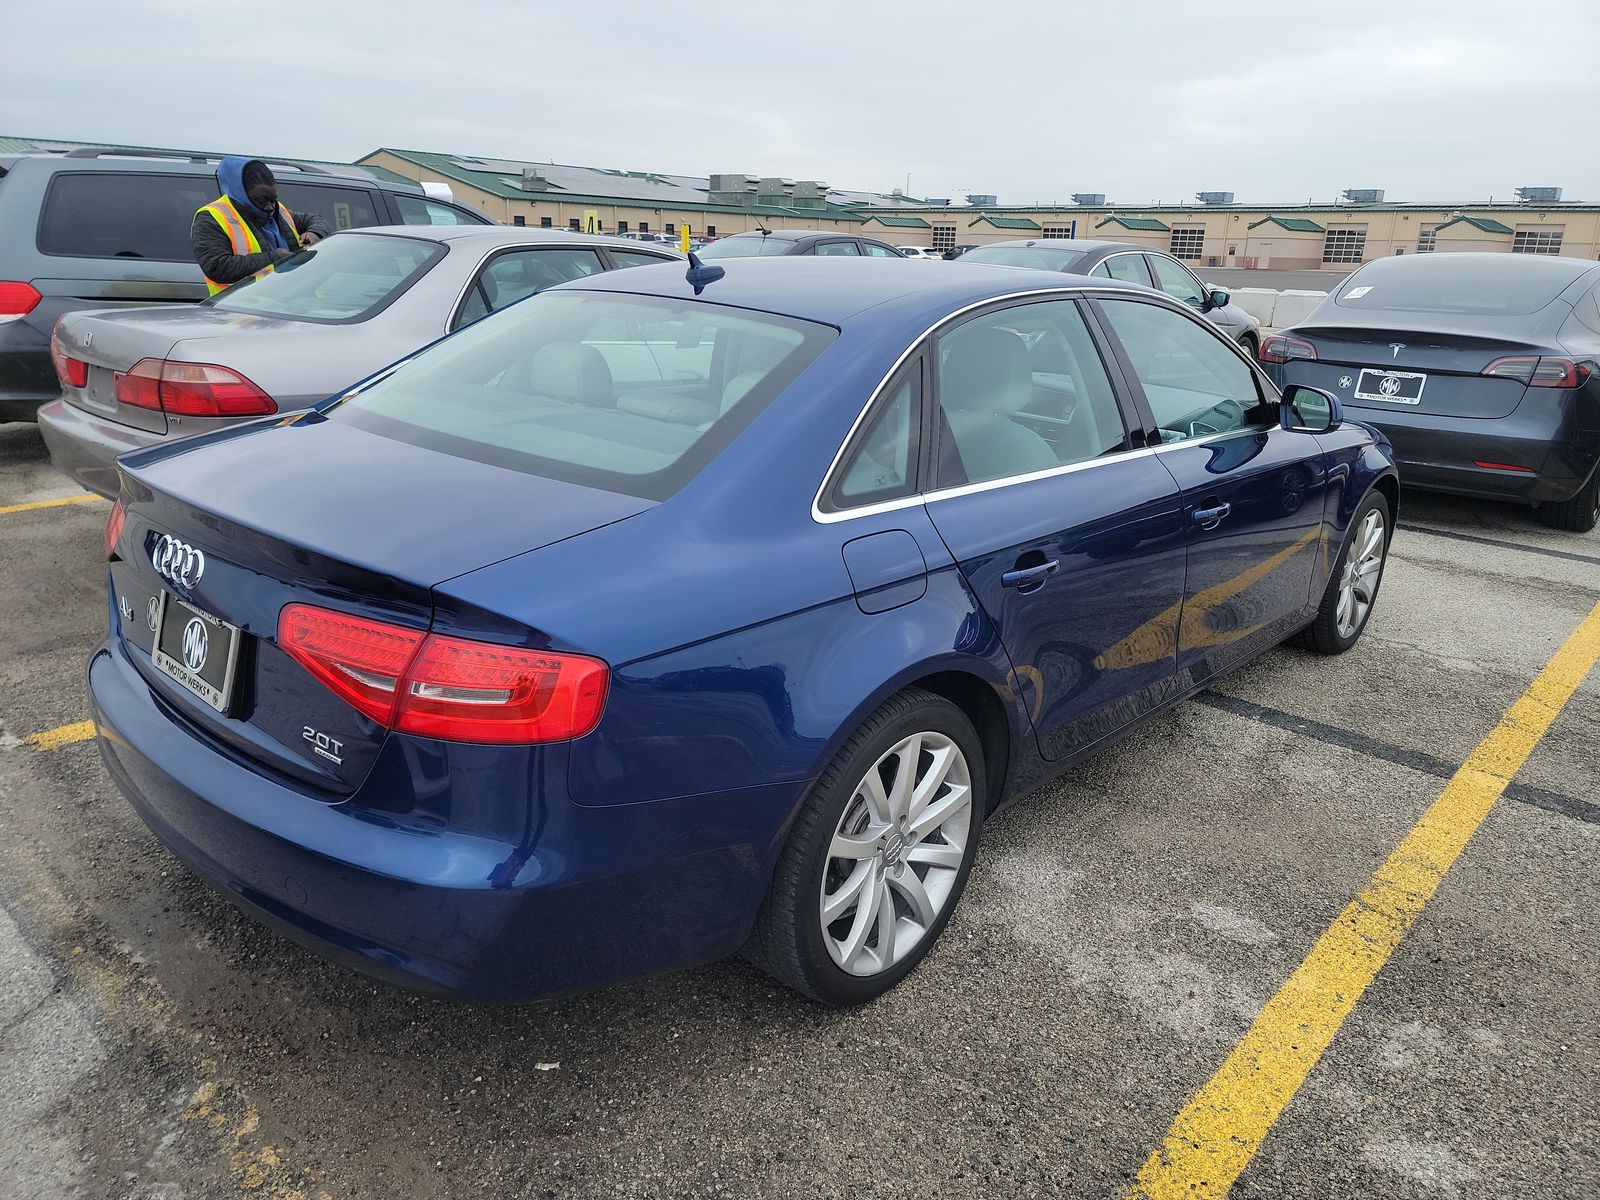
[[925, 198, 952, 206], [965, 194, 998, 207], [1342, 189, 1385, 203], [1515, 186, 1563, 203], [1072, 193, 1106, 205], [518, 167, 550, 191], [1196, 191, 1234, 205]]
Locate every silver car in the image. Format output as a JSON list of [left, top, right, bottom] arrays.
[[38, 227, 680, 497], [954, 239, 1262, 354]]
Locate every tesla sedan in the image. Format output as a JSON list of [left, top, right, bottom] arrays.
[[955, 239, 1261, 353], [1260, 253, 1600, 532], [38, 227, 680, 498], [91, 258, 1398, 1006]]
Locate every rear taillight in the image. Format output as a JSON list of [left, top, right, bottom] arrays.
[[50, 320, 88, 388], [277, 604, 609, 745], [1482, 356, 1592, 389], [112, 358, 277, 416], [105, 498, 126, 560], [1259, 334, 1317, 364], [0, 281, 41, 318]]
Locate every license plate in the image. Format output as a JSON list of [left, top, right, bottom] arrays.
[[1354, 368, 1426, 405], [151, 593, 242, 712]]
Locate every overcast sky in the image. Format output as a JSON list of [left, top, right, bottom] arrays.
[[3, 0, 1596, 204]]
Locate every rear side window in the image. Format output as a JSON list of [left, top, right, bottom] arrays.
[[1333, 255, 1592, 316], [609, 249, 677, 269], [455, 248, 607, 328], [38, 172, 215, 261], [275, 182, 381, 233], [208, 233, 445, 323], [330, 291, 837, 500], [831, 366, 921, 509], [394, 194, 487, 226]]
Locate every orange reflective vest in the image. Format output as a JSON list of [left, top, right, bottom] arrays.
[[196, 195, 300, 294]]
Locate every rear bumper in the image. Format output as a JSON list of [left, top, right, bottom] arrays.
[[90, 635, 802, 1002], [0, 317, 54, 420], [36, 398, 158, 498]]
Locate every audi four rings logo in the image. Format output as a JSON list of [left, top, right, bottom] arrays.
[[152, 535, 206, 588]]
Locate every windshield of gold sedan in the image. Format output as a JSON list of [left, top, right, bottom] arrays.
[[328, 290, 837, 500], [958, 246, 1087, 272], [206, 233, 446, 323]]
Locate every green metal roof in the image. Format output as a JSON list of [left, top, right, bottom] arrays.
[[970, 215, 1041, 230], [867, 214, 932, 229], [1247, 216, 1326, 233], [1095, 216, 1170, 232], [1436, 215, 1514, 234], [364, 148, 867, 224]]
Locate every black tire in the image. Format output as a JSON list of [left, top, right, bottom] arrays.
[[1239, 331, 1259, 360], [1535, 466, 1600, 533], [1295, 489, 1392, 655], [748, 688, 986, 1006]]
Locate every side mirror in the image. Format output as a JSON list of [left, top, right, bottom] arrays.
[[1280, 384, 1341, 433], [1208, 289, 1230, 309]]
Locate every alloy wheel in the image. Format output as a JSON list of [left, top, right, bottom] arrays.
[[819, 731, 973, 977], [1335, 508, 1386, 639]]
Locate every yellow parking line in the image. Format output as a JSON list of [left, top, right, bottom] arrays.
[[0, 493, 102, 516], [1129, 599, 1600, 1200], [23, 720, 97, 750]]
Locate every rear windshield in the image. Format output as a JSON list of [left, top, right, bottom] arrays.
[[328, 290, 837, 500], [697, 236, 796, 258], [1333, 255, 1592, 316], [958, 245, 1086, 272], [206, 233, 445, 323]]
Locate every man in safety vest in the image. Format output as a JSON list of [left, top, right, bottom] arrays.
[[190, 156, 333, 295]]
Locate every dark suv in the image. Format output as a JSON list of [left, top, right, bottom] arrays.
[[0, 148, 492, 421]]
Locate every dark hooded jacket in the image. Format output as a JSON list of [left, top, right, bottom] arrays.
[[190, 156, 334, 286]]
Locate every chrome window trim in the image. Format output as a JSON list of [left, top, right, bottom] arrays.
[[1088, 250, 1148, 284], [441, 241, 610, 335], [812, 287, 1284, 526]]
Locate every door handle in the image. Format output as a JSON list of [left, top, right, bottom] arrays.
[[1192, 502, 1232, 529], [1001, 560, 1060, 590]]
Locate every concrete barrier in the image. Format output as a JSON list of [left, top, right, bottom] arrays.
[[1270, 289, 1328, 329], [1228, 288, 1281, 327]]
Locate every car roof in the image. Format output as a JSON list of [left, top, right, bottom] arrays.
[[556, 256, 1149, 325], [0, 150, 421, 193], [971, 238, 1144, 254], [345, 225, 678, 250]]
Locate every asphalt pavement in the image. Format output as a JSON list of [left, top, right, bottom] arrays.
[[1, 419, 1596, 1200]]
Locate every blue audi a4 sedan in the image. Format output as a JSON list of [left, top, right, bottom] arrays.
[[91, 258, 1399, 1006]]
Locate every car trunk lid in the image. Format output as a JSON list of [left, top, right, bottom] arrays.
[[1291, 322, 1540, 419], [110, 416, 652, 794]]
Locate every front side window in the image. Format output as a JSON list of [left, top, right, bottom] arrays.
[[395, 195, 484, 226], [1148, 255, 1206, 309], [207, 232, 445, 323], [1097, 298, 1270, 442], [814, 241, 861, 256], [454, 247, 606, 328], [934, 300, 1128, 488], [330, 291, 836, 500], [1090, 253, 1152, 286]]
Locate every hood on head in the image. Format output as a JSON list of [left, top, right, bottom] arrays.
[[217, 155, 269, 214]]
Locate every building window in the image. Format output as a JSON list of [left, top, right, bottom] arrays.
[[1169, 227, 1205, 260], [569, 217, 580, 231], [931, 224, 956, 251], [706, 225, 716, 236], [639, 222, 649, 233], [617, 220, 628, 233], [666, 223, 676, 236], [1322, 227, 1367, 264], [1416, 227, 1436, 253], [540, 216, 552, 228], [1040, 225, 1075, 239], [512, 215, 526, 227], [1513, 228, 1563, 254]]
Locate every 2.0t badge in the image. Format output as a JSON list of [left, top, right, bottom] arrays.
[[151, 535, 206, 588]]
